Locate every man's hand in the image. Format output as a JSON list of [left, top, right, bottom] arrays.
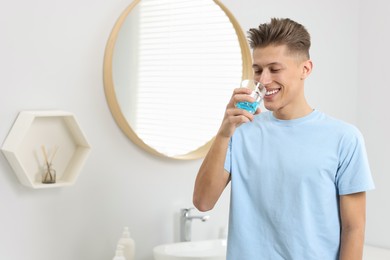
[[217, 87, 261, 138]]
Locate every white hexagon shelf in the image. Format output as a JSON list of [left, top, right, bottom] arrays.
[[1, 111, 91, 188]]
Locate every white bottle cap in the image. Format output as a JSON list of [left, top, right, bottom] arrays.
[[122, 226, 130, 238]]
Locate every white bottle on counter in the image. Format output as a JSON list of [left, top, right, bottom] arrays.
[[117, 227, 135, 260], [112, 244, 126, 260]]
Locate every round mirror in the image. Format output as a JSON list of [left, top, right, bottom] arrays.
[[104, 0, 252, 159]]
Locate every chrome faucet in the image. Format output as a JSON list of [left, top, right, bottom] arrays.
[[180, 208, 210, 242]]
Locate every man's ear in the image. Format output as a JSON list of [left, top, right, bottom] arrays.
[[301, 59, 313, 80]]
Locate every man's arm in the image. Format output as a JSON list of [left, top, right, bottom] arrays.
[[339, 192, 366, 260], [193, 87, 258, 212], [193, 135, 231, 212]]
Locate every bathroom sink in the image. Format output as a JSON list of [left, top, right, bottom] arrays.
[[153, 239, 227, 260]]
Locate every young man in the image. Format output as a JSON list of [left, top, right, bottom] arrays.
[[193, 18, 374, 259]]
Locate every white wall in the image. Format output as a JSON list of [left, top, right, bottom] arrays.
[[0, 0, 386, 259], [358, 0, 390, 248]]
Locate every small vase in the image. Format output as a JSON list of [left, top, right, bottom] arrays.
[[42, 163, 56, 184]]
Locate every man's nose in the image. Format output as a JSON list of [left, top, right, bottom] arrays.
[[258, 70, 272, 85]]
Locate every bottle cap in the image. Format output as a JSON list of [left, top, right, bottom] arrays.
[[122, 226, 130, 238]]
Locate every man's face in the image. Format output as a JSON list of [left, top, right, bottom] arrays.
[[252, 45, 311, 118]]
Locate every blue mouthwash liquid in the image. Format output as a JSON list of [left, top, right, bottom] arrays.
[[236, 101, 259, 114]]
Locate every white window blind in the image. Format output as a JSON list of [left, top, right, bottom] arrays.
[[132, 0, 243, 156]]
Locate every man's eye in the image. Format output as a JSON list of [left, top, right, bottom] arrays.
[[254, 70, 262, 75], [270, 68, 281, 73]]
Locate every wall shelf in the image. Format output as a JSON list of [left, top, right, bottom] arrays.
[[1, 111, 91, 189]]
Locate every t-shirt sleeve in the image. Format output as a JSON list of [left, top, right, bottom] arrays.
[[224, 137, 232, 174], [336, 126, 375, 195]]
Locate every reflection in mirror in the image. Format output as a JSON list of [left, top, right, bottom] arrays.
[[104, 0, 252, 159]]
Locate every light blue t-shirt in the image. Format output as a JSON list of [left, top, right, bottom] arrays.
[[224, 110, 375, 260]]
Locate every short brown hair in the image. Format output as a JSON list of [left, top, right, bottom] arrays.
[[248, 18, 311, 59]]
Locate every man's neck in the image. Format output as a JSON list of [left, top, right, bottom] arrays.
[[272, 102, 313, 120]]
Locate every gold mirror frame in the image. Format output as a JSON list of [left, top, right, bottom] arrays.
[[103, 0, 253, 160]]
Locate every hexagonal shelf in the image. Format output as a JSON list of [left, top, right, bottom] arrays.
[[1, 111, 91, 188]]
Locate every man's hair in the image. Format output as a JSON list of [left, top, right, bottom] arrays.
[[248, 18, 311, 59]]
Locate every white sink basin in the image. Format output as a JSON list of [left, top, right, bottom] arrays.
[[153, 239, 227, 260]]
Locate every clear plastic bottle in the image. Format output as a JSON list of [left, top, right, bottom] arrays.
[[112, 244, 126, 260], [117, 227, 135, 260]]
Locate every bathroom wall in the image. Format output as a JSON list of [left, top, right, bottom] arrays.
[[0, 0, 386, 260], [357, 0, 390, 248]]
